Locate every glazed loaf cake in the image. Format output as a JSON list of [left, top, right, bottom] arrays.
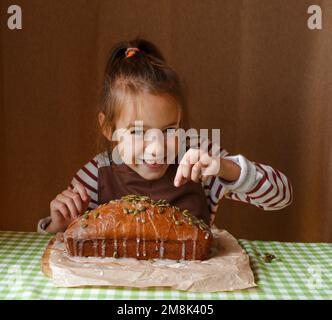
[[64, 195, 213, 260]]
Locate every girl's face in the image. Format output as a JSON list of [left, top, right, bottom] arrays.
[[105, 92, 181, 180]]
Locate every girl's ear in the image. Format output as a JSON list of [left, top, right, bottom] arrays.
[[98, 112, 105, 127], [98, 112, 112, 141]]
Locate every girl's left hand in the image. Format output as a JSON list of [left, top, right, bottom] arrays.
[[174, 148, 220, 187]]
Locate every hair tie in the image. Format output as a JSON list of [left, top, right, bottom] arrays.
[[124, 47, 140, 59]]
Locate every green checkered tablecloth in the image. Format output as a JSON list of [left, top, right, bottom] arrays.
[[0, 231, 331, 300]]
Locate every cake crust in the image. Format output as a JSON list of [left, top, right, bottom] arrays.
[[64, 195, 213, 260]]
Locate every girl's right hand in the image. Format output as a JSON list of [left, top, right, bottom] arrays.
[[46, 182, 91, 233]]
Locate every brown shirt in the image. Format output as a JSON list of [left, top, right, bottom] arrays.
[[98, 151, 211, 225]]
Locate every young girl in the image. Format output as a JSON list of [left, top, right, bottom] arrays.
[[38, 38, 293, 234]]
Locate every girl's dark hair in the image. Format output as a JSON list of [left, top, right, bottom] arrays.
[[97, 37, 188, 153]]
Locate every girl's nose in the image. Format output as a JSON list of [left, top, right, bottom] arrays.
[[144, 129, 165, 158], [150, 142, 164, 157], [146, 139, 164, 157]]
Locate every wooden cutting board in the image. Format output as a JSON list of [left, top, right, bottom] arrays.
[[40, 237, 56, 278]]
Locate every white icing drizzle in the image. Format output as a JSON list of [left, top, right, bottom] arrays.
[[136, 215, 140, 257], [148, 209, 161, 242], [122, 222, 128, 257], [114, 239, 118, 252], [108, 213, 118, 256], [136, 238, 140, 257], [93, 239, 98, 256], [159, 240, 165, 259], [142, 212, 147, 257], [73, 239, 78, 256], [101, 239, 106, 257], [147, 207, 170, 260], [123, 239, 127, 257], [192, 240, 197, 260], [192, 227, 199, 260], [78, 240, 84, 257], [181, 240, 186, 260]]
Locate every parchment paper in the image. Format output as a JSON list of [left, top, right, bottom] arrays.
[[48, 228, 256, 292]]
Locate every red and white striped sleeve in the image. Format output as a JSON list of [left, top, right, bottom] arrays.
[[203, 146, 293, 227], [204, 152, 293, 215], [223, 159, 293, 211], [69, 157, 99, 210]]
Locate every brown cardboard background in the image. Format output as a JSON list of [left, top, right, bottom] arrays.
[[1, 0, 331, 241]]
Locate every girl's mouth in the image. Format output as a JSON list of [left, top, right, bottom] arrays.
[[141, 158, 165, 170]]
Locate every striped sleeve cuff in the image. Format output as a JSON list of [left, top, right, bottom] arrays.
[[220, 154, 258, 193], [37, 216, 52, 234]]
